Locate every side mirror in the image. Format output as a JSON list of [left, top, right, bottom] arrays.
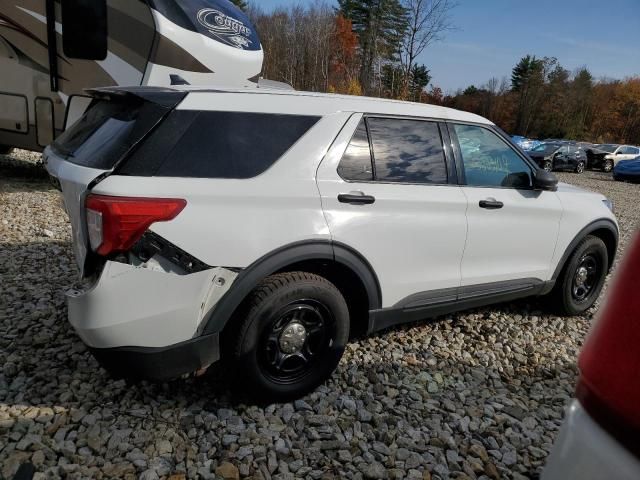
[[533, 169, 558, 191]]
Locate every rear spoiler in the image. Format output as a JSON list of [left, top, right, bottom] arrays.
[[84, 86, 188, 109]]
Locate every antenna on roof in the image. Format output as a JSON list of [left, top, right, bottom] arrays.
[[170, 74, 190, 86]]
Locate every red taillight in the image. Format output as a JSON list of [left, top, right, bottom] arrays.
[[577, 232, 640, 456], [85, 194, 186, 256]]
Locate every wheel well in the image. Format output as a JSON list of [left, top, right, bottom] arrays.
[[590, 228, 617, 271], [219, 259, 372, 352], [275, 260, 371, 339]]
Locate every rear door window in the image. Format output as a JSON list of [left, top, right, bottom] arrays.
[[366, 117, 448, 184], [338, 121, 374, 181], [119, 111, 320, 178], [620, 146, 639, 155]]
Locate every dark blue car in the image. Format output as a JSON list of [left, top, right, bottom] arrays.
[[613, 156, 640, 183]]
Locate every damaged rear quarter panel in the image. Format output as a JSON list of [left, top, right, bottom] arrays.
[[67, 261, 237, 348]]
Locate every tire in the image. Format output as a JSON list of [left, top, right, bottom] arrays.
[[231, 272, 349, 402], [603, 159, 613, 172], [0, 145, 13, 155], [543, 160, 553, 172], [550, 235, 608, 316], [575, 161, 585, 174]]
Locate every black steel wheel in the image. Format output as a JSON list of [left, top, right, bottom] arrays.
[[550, 235, 608, 315], [571, 254, 600, 302], [231, 272, 349, 401], [259, 299, 335, 385]]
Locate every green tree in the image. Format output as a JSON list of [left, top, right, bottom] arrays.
[[339, 0, 409, 95], [408, 64, 431, 101], [511, 55, 551, 135], [229, 0, 248, 11]]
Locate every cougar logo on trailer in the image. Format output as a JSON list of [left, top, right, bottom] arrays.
[[197, 8, 253, 49]]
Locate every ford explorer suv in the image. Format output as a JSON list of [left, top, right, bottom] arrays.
[[45, 86, 618, 400]]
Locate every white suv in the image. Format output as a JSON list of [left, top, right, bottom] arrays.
[[45, 86, 618, 400]]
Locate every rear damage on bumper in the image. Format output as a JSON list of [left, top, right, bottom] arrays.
[[67, 260, 238, 380]]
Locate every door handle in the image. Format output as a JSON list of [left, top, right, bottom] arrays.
[[479, 198, 504, 210], [338, 193, 376, 205]]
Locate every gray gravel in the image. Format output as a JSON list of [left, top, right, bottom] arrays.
[[1, 150, 639, 480]]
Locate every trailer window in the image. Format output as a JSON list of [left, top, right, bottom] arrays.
[[61, 0, 108, 60]]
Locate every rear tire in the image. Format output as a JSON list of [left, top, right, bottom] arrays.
[[543, 160, 553, 172], [603, 159, 613, 172], [0, 145, 13, 155], [550, 236, 608, 316], [575, 161, 585, 174], [231, 272, 349, 402]]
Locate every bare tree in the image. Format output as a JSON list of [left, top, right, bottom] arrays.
[[399, 0, 456, 97]]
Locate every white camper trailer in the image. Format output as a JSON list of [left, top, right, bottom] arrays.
[[0, 0, 264, 153]]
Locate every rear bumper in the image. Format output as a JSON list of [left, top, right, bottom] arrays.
[[542, 401, 640, 480], [67, 260, 238, 379], [89, 333, 220, 381]]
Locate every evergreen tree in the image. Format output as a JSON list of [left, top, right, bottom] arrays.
[[408, 64, 431, 101], [229, 0, 248, 11], [338, 0, 409, 95]]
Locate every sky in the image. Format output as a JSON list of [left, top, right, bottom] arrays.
[[255, 0, 640, 93]]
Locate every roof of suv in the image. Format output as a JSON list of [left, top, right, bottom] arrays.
[[167, 85, 493, 125]]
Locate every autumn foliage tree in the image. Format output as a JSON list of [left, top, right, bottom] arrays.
[[328, 16, 361, 95]]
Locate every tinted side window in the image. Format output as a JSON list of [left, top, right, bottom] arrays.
[[338, 121, 373, 181], [453, 124, 532, 189], [367, 118, 447, 184], [120, 111, 319, 178]]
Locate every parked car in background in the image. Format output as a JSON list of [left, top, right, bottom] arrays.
[[511, 135, 541, 151], [591, 144, 640, 172], [613, 156, 640, 183], [543, 232, 640, 480], [528, 142, 587, 173]]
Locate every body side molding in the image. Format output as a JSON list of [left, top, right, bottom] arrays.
[[200, 240, 382, 335], [369, 278, 552, 333]]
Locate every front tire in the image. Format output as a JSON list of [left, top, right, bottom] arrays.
[[551, 236, 608, 315], [603, 159, 613, 172], [575, 161, 585, 174], [232, 272, 349, 402], [543, 160, 553, 172]]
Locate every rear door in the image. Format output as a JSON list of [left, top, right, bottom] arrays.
[[449, 122, 562, 287], [316, 114, 467, 309], [618, 146, 640, 162], [45, 89, 184, 275]]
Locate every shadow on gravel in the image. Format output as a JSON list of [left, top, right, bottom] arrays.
[[0, 155, 51, 193], [1, 234, 575, 479]]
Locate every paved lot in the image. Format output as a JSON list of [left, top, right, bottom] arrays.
[[1, 150, 638, 480]]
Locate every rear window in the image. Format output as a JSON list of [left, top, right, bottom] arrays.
[[52, 99, 164, 170], [118, 111, 320, 178]]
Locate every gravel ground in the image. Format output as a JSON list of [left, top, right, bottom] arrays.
[[1, 150, 638, 480]]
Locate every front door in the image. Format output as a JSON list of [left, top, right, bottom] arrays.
[[449, 123, 563, 287], [316, 115, 468, 308]]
